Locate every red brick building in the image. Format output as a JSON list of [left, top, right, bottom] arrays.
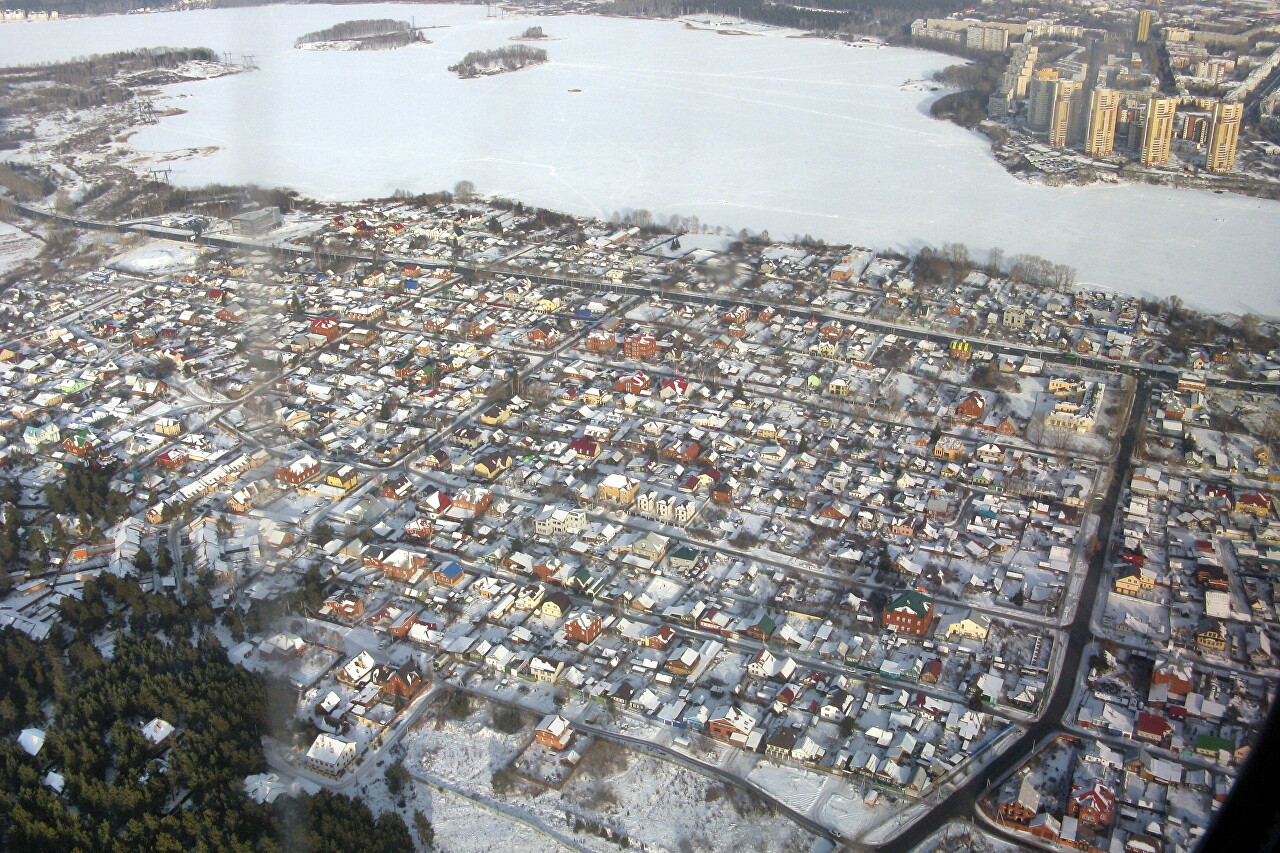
[[623, 333, 658, 360], [564, 611, 603, 645], [1068, 782, 1116, 827], [882, 590, 935, 637]]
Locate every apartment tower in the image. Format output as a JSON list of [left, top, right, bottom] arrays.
[[1050, 80, 1083, 148], [1205, 100, 1243, 173], [1085, 88, 1121, 157], [1137, 9, 1153, 44], [1027, 69, 1060, 134], [1141, 97, 1177, 166]]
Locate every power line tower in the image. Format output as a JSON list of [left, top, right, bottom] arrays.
[[148, 167, 173, 184], [240, 54, 258, 70]]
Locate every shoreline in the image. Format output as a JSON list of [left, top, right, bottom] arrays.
[[2, 3, 1275, 206], [2, 6, 1278, 314], [975, 123, 1280, 203]]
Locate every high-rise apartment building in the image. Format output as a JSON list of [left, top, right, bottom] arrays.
[[1141, 97, 1177, 166], [965, 23, 1010, 53], [989, 43, 1038, 118], [1085, 88, 1121, 157], [1005, 43, 1038, 99], [1050, 80, 1083, 148], [1205, 100, 1243, 173], [1137, 9, 1153, 44], [1027, 69, 1060, 134]]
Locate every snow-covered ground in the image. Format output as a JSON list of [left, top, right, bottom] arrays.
[[106, 239, 201, 274], [0, 221, 42, 274], [397, 701, 812, 852], [908, 820, 1023, 853], [2, 5, 1277, 312], [747, 763, 824, 812]]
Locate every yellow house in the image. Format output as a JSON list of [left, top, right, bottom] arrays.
[[540, 592, 571, 619], [598, 473, 639, 505], [479, 403, 511, 426], [154, 417, 183, 437], [1235, 493, 1272, 517], [474, 452, 514, 480], [1196, 620, 1228, 653], [1114, 568, 1155, 597], [326, 465, 359, 494], [945, 611, 991, 641]]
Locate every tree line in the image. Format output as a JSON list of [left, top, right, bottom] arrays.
[[599, 0, 962, 37], [0, 47, 219, 119], [928, 53, 1008, 129], [294, 19, 422, 50], [449, 45, 548, 78]]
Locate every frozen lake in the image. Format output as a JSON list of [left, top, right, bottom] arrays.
[[3, 4, 1279, 313]]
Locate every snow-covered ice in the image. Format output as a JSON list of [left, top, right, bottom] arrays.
[[3, 5, 1279, 312]]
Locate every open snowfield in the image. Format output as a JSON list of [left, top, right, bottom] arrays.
[[0, 221, 42, 274], [2, 4, 1279, 311], [106, 239, 201, 273], [396, 701, 812, 852], [820, 791, 889, 840]]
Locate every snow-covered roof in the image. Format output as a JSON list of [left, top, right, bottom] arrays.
[[305, 733, 355, 766], [18, 728, 45, 756], [141, 717, 175, 745]]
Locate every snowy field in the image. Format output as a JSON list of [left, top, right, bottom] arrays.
[[3, 5, 1280, 311], [106, 239, 202, 274], [0, 221, 42, 274], [396, 701, 813, 852]]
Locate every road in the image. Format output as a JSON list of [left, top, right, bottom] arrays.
[[10, 197, 1280, 397], [870, 375, 1151, 853]]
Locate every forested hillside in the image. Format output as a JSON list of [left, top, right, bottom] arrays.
[[0, 574, 413, 852]]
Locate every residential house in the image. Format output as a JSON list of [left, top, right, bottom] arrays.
[[998, 778, 1041, 825], [1068, 782, 1116, 827], [303, 734, 356, 777], [882, 590, 935, 637], [536, 714, 573, 750], [706, 706, 757, 744], [564, 611, 603, 644]]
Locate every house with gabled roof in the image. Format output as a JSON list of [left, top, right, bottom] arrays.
[[1068, 781, 1116, 827], [536, 714, 573, 750], [998, 777, 1041, 825], [882, 589, 935, 637], [706, 706, 757, 744]]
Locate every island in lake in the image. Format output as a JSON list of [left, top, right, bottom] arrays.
[[294, 19, 426, 51], [448, 45, 548, 78]]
